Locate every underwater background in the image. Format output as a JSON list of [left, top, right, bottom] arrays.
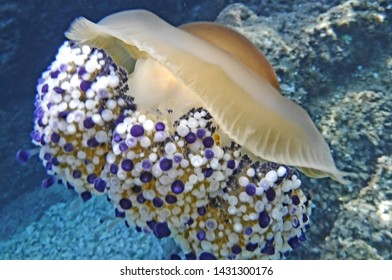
[[0, 0, 391, 260]]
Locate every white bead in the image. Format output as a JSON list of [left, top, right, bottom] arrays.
[[233, 223, 243, 233], [210, 158, 219, 169], [92, 114, 102, 125], [277, 166, 287, 177], [228, 196, 238, 206], [208, 180, 219, 192], [85, 59, 97, 73], [176, 125, 189, 137], [238, 176, 249, 187], [115, 123, 127, 134], [246, 168, 255, 177], [265, 170, 278, 183], [139, 136, 151, 148], [106, 152, 116, 164], [164, 142, 177, 154], [95, 131, 108, 143], [282, 180, 292, 192], [106, 99, 117, 110], [142, 119, 154, 132], [77, 151, 86, 160], [66, 124, 76, 134], [190, 155, 203, 167], [239, 192, 249, 202], [228, 206, 237, 215], [108, 75, 119, 88], [149, 153, 158, 162], [255, 201, 264, 213], [189, 174, 198, 184], [85, 88, 94, 98], [101, 109, 113, 122], [228, 232, 239, 243], [153, 131, 166, 142], [292, 178, 301, 189], [82, 45, 91, 55]]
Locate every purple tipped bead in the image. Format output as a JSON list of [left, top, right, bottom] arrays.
[[83, 117, 95, 129], [41, 177, 55, 189], [245, 183, 256, 196], [154, 222, 171, 239], [147, 220, 157, 231], [165, 194, 177, 204], [119, 198, 132, 210], [141, 159, 152, 170], [171, 180, 184, 194], [246, 242, 258, 252], [185, 132, 197, 144], [196, 128, 206, 138], [72, 170, 82, 179], [196, 230, 206, 241], [50, 132, 60, 143], [80, 80, 92, 91], [57, 111, 69, 119], [227, 160, 236, 169], [231, 244, 242, 254], [204, 149, 214, 159], [288, 236, 301, 249], [258, 210, 271, 228], [199, 252, 217, 260], [173, 154, 182, 163], [203, 168, 214, 178], [137, 193, 146, 204], [44, 153, 51, 161], [41, 84, 49, 93], [202, 136, 214, 148], [121, 159, 134, 171], [244, 226, 253, 235], [130, 124, 144, 137], [80, 191, 92, 202], [87, 173, 97, 184], [51, 157, 60, 166], [53, 86, 65, 94], [197, 206, 207, 216], [115, 209, 125, 218], [45, 162, 52, 171], [155, 122, 165, 131], [292, 195, 300, 205], [159, 158, 172, 171], [78, 66, 86, 76], [140, 172, 153, 183], [87, 137, 99, 148], [119, 142, 128, 152], [292, 217, 299, 228], [63, 143, 74, 153], [94, 178, 106, 192], [113, 133, 121, 143], [110, 163, 118, 174], [266, 188, 276, 201], [16, 149, 30, 164], [50, 70, 60, 78], [152, 197, 164, 208]]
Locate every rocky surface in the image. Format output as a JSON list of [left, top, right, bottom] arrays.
[[217, 0, 392, 259], [0, 193, 178, 259], [1, 0, 391, 260]]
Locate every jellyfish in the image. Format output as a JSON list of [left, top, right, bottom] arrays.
[[18, 10, 348, 259]]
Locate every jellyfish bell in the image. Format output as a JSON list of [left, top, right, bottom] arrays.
[[65, 9, 348, 184]]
